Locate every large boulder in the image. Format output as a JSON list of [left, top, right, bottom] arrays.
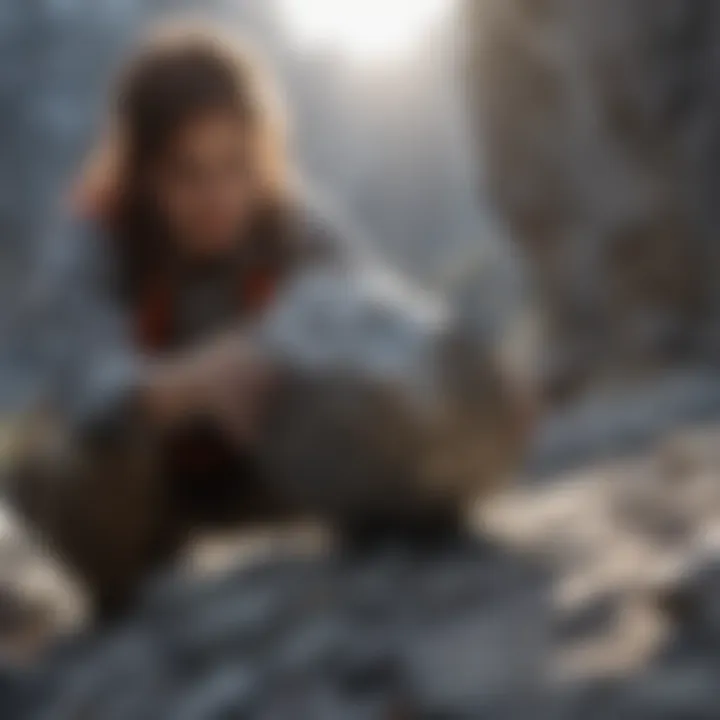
[[257, 263, 530, 534]]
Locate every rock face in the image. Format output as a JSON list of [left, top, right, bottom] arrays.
[[468, 0, 720, 399]]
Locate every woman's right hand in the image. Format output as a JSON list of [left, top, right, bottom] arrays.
[[143, 333, 274, 446]]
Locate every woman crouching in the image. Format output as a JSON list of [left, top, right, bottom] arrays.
[[9, 22, 530, 619], [10, 22, 353, 617]]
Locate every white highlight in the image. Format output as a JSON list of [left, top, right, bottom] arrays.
[[278, 0, 449, 62]]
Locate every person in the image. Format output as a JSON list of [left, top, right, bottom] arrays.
[[12, 22, 355, 616]]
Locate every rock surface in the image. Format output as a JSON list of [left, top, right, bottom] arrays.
[[2, 422, 720, 719], [16, 539, 551, 720], [469, 0, 720, 399]]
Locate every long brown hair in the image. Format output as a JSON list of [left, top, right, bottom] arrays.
[[73, 22, 292, 293]]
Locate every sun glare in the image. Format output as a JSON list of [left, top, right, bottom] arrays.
[[278, 0, 450, 62]]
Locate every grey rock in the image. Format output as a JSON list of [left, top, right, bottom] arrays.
[[274, 616, 347, 675], [21, 541, 556, 719], [555, 594, 620, 642], [164, 585, 288, 667], [619, 666, 719, 720], [167, 664, 262, 720], [659, 558, 720, 641]]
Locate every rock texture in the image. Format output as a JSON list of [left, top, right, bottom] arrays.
[[9, 425, 720, 719], [10, 539, 552, 720], [469, 0, 720, 399]]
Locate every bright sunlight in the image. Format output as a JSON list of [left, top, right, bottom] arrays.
[[278, 0, 450, 63]]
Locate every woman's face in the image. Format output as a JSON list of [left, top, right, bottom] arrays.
[[151, 110, 260, 258]]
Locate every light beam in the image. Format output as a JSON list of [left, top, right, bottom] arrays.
[[279, 0, 449, 63]]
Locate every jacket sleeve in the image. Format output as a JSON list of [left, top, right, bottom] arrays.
[[290, 201, 376, 274], [19, 216, 143, 436]]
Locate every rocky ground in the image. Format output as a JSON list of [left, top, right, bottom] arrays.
[[1, 410, 720, 718]]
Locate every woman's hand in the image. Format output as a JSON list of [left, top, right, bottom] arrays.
[[143, 333, 274, 445]]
